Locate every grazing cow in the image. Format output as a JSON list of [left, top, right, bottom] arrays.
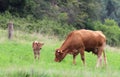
[[32, 41, 44, 60], [54, 29, 107, 67]]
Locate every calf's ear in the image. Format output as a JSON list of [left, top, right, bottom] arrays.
[[41, 43, 44, 45]]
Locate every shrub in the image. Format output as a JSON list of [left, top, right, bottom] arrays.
[[0, 13, 75, 40], [93, 19, 120, 46]]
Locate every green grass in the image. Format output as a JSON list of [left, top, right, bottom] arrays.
[[0, 29, 120, 77]]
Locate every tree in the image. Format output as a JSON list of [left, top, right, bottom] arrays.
[[0, 0, 36, 17], [0, 0, 9, 12]]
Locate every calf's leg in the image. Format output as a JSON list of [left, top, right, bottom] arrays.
[[37, 51, 40, 60], [33, 50, 37, 59]]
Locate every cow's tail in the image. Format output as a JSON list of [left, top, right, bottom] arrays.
[[103, 50, 107, 66]]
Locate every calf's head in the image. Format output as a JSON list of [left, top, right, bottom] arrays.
[[32, 41, 44, 50], [37, 42, 44, 50]]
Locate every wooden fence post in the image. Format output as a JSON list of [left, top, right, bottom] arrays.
[[8, 22, 14, 40]]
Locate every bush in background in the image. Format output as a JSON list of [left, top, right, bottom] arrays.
[[93, 19, 120, 46], [0, 12, 75, 40]]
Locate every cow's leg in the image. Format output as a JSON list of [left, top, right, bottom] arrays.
[[96, 55, 102, 68], [96, 48, 103, 67], [73, 54, 76, 64], [73, 52, 79, 65], [79, 48, 85, 66], [103, 50, 107, 66], [73, 54, 76, 65]]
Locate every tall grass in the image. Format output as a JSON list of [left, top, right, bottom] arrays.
[[0, 29, 120, 77]]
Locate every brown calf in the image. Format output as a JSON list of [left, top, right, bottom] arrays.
[[32, 41, 44, 60]]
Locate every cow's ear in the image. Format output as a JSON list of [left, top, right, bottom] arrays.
[[60, 50, 63, 53], [58, 50, 63, 53], [57, 50, 60, 52]]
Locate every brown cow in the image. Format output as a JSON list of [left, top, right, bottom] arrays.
[[54, 29, 107, 67], [32, 41, 44, 60]]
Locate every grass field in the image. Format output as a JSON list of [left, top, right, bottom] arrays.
[[0, 29, 120, 77]]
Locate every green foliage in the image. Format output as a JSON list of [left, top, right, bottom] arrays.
[[1, 0, 120, 27], [104, 19, 118, 26], [93, 19, 120, 46], [0, 11, 13, 29], [0, 0, 36, 17], [57, 13, 68, 23], [0, 13, 75, 39], [1, 12, 120, 46]]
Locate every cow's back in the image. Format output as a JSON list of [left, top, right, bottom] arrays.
[[73, 29, 106, 52], [60, 31, 84, 50], [60, 29, 106, 53]]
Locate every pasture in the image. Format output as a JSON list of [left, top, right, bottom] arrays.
[[0, 29, 120, 77]]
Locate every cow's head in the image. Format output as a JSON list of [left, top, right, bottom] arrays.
[[54, 48, 66, 62]]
